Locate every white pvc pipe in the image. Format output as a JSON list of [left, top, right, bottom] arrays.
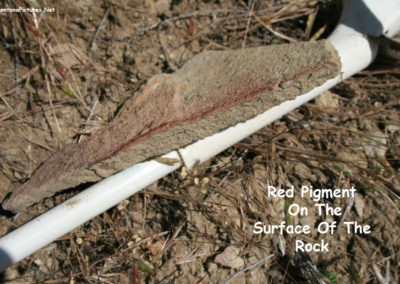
[[1, 0, 399, 272], [0, 154, 181, 272]]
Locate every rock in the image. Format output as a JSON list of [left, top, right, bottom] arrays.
[[214, 246, 244, 269]]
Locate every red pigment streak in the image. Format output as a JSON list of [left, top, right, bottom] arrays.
[[91, 63, 323, 166]]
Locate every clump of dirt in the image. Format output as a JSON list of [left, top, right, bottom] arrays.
[[0, 0, 399, 283]]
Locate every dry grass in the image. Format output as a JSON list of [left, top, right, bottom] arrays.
[[0, 0, 399, 283]]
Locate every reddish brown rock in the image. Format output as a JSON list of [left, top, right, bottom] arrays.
[[2, 40, 341, 212]]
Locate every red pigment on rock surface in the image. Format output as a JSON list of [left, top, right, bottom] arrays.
[[3, 40, 341, 212]]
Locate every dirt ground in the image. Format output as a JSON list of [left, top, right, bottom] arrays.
[[0, 0, 399, 283]]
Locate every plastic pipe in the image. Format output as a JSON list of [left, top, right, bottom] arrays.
[[0, 154, 181, 272], [1, 0, 400, 272]]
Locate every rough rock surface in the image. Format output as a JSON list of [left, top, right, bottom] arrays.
[[2, 40, 340, 212]]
